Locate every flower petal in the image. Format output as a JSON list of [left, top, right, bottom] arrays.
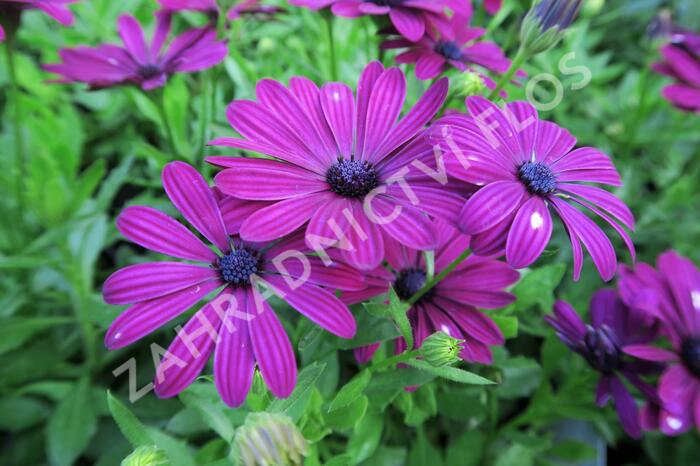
[[458, 181, 526, 234], [505, 197, 553, 269], [320, 82, 356, 159], [362, 68, 407, 162]]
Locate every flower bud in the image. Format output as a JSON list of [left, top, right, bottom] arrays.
[[453, 72, 486, 98], [121, 445, 169, 466], [520, 0, 583, 56], [233, 413, 309, 466], [420, 331, 464, 367]]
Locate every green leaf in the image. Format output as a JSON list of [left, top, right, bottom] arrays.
[[491, 315, 519, 339], [496, 357, 543, 399], [0, 396, 49, 432], [389, 287, 413, 350], [107, 391, 152, 448], [407, 360, 495, 385], [324, 395, 368, 430], [409, 428, 444, 466], [147, 429, 196, 466], [328, 369, 372, 413], [446, 431, 485, 466], [506, 264, 566, 313], [47, 378, 98, 466], [493, 444, 535, 466], [0, 317, 73, 355], [548, 439, 596, 462], [179, 388, 235, 442], [268, 362, 326, 421]]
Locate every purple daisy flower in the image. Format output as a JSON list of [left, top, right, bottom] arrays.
[[433, 97, 635, 281], [380, 5, 512, 82], [103, 161, 364, 407], [617, 251, 700, 435], [209, 61, 462, 271], [43, 11, 227, 90], [545, 290, 660, 438], [350, 220, 519, 365], [652, 31, 700, 114], [0, 0, 78, 40]]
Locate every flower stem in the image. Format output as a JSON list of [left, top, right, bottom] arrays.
[[407, 248, 472, 305], [488, 46, 527, 100], [324, 14, 338, 81], [4, 32, 25, 210], [154, 89, 178, 159], [371, 350, 421, 372]]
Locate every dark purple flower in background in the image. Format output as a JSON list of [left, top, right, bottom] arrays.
[[43, 12, 227, 90], [545, 290, 659, 438], [0, 0, 78, 41], [434, 97, 635, 281], [157, 0, 281, 20], [483, 0, 501, 15], [208, 61, 463, 271], [652, 31, 700, 114], [288, 0, 337, 10], [103, 162, 364, 407], [351, 220, 519, 365], [618, 251, 700, 435], [381, 4, 513, 82]]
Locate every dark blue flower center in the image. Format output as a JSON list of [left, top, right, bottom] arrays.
[[681, 338, 700, 378], [138, 64, 163, 79], [326, 159, 379, 198], [518, 161, 558, 195], [583, 325, 621, 374], [435, 41, 463, 61], [394, 268, 430, 302], [217, 249, 259, 286]]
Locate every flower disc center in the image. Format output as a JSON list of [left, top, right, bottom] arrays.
[[217, 249, 259, 286], [435, 41, 463, 61], [138, 64, 162, 79], [583, 325, 621, 374], [681, 338, 700, 378], [518, 161, 558, 195], [394, 268, 430, 302], [326, 159, 379, 198]]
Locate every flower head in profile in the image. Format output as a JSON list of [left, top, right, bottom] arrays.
[[351, 221, 519, 366], [43, 12, 227, 90], [381, 4, 514, 83], [209, 61, 462, 271], [234, 413, 308, 466], [434, 97, 635, 281], [545, 290, 660, 438], [102, 162, 363, 407], [0, 0, 78, 41], [617, 251, 700, 435], [652, 31, 700, 114], [520, 0, 583, 56]]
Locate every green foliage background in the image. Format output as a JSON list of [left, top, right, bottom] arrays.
[[1, 0, 699, 464]]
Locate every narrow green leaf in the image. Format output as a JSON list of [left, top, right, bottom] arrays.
[[107, 391, 152, 448], [179, 389, 235, 441], [0, 317, 73, 355], [268, 362, 326, 421], [47, 378, 98, 466], [328, 369, 372, 413], [388, 287, 413, 350], [407, 360, 495, 385]]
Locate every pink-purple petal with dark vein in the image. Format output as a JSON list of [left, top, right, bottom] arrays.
[[550, 199, 585, 280], [358, 3, 390, 14], [504, 101, 539, 163], [458, 181, 526, 234], [362, 68, 406, 162], [552, 300, 587, 340], [460, 339, 493, 364], [559, 183, 635, 230], [623, 345, 678, 362], [154, 299, 224, 398], [289, 76, 339, 161], [117, 206, 217, 262], [265, 256, 365, 291], [214, 288, 256, 408], [465, 97, 521, 160], [240, 192, 335, 242], [162, 162, 230, 252], [657, 251, 700, 332], [662, 45, 700, 87], [610, 377, 642, 438], [538, 122, 576, 165], [505, 196, 553, 269], [662, 85, 700, 111], [247, 288, 297, 398], [389, 7, 425, 42], [320, 83, 356, 159], [355, 61, 385, 161], [384, 185, 464, 227], [441, 257, 519, 290], [550, 198, 617, 281], [468, 214, 511, 257], [340, 205, 385, 270], [551, 147, 618, 173], [433, 297, 504, 345], [424, 304, 464, 342], [354, 343, 380, 364], [218, 197, 270, 235], [103, 262, 218, 305], [436, 282, 516, 309], [206, 140, 313, 172], [305, 196, 352, 251], [555, 169, 622, 187], [370, 195, 437, 250], [415, 53, 446, 81], [117, 15, 148, 64], [105, 280, 222, 349], [214, 159, 327, 200], [265, 275, 357, 338]]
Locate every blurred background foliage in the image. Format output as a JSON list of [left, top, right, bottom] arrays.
[[1, 0, 699, 465]]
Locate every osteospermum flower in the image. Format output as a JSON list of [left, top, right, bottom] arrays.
[[157, 0, 280, 20], [617, 251, 700, 435], [103, 162, 364, 407], [545, 290, 659, 438], [381, 4, 513, 82], [652, 31, 700, 114], [43, 12, 227, 90], [434, 97, 635, 281], [209, 61, 464, 270], [0, 0, 78, 41], [351, 221, 519, 365]]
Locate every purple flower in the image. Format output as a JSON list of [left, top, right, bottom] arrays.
[[0, 0, 78, 40], [652, 31, 700, 114], [103, 161, 364, 407], [380, 7, 513, 82], [483, 0, 501, 15], [157, 0, 281, 20], [291, 0, 448, 42], [545, 290, 659, 438], [617, 251, 700, 435], [350, 220, 519, 365], [43, 12, 227, 90], [433, 97, 635, 281], [208, 61, 461, 271]]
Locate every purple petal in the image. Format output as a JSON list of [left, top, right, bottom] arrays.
[[340, 203, 385, 270], [355, 61, 385, 161], [415, 52, 447, 81], [218, 197, 270, 236], [389, 7, 425, 42], [610, 377, 642, 438], [596, 376, 611, 406], [117, 15, 148, 64], [458, 181, 526, 234], [354, 343, 380, 364], [289, 76, 339, 163], [505, 197, 553, 269], [623, 344, 678, 362], [371, 196, 437, 250], [433, 297, 504, 345], [361, 68, 406, 162], [320, 82, 356, 159]]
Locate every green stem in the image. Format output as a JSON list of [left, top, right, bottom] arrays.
[[324, 14, 338, 81], [488, 46, 528, 100], [196, 71, 211, 168], [407, 248, 471, 305], [5, 32, 25, 210], [154, 90, 178, 159], [371, 350, 421, 372]]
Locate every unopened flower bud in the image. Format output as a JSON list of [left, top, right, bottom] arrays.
[[453, 72, 486, 98], [420, 331, 464, 367], [121, 445, 169, 466], [520, 0, 583, 56], [233, 413, 309, 466]]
